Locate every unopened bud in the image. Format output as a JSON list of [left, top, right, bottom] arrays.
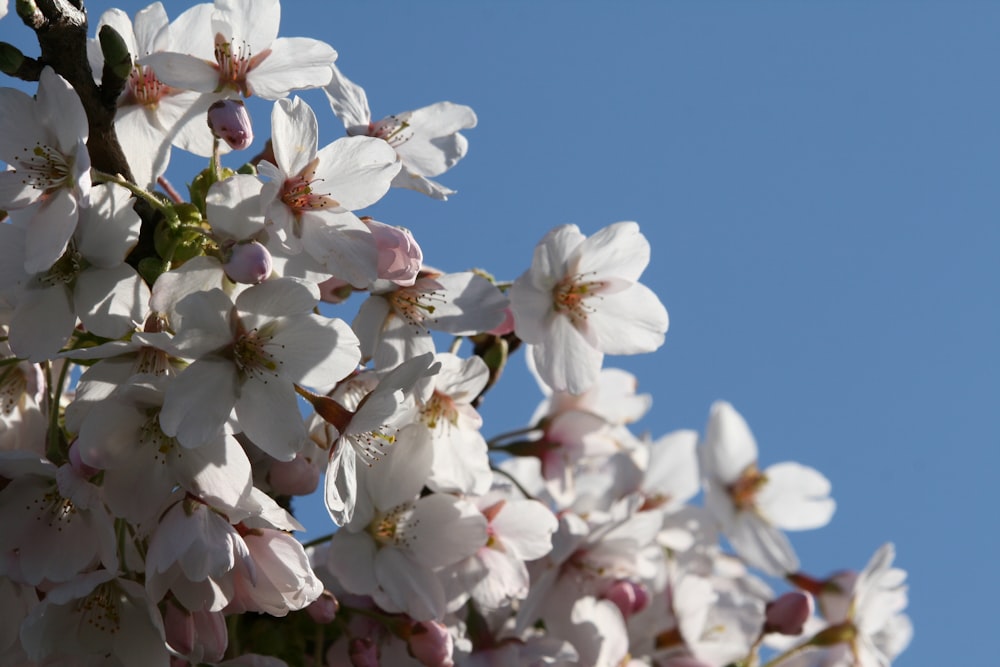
[[99, 25, 133, 81], [602, 579, 650, 619], [268, 453, 320, 496], [208, 99, 254, 150], [363, 218, 422, 286], [318, 276, 354, 304], [406, 621, 454, 667], [223, 241, 272, 284], [306, 590, 339, 624], [0, 42, 25, 76], [348, 637, 380, 667], [765, 591, 813, 635], [68, 441, 101, 478]]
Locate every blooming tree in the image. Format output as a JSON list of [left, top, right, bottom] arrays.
[[0, 2, 911, 666]]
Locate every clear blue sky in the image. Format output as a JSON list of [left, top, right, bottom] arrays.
[[4, 2, 998, 664]]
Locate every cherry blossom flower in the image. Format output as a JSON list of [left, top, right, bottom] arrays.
[[700, 401, 836, 577], [510, 221, 669, 395], [258, 96, 400, 287], [0, 67, 91, 273], [143, 0, 337, 100], [326, 63, 477, 200], [159, 277, 360, 459]]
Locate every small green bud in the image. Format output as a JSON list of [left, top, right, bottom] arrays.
[[0, 43, 25, 76], [137, 257, 168, 285], [99, 25, 133, 81]]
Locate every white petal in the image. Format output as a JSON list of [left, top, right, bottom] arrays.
[[727, 513, 799, 577], [409, 494, 487, 568], [702, 401, 759, 484], [324, 63, 371, 129], [160, 357, 239, 447], [757, 462, 836, 531], [574, 221, 650, 283], [10, 284, 75, 362], [326, 531, 378, 595], [588, 282, 668, 355], [270, 97, 318, 177], [374, 548, 444, 621], [314, 135, 400, 211], [531, 318, 603, 395], [491, 500, 558, 561], [235, 378, 306, 461], [248, 37, 336, 99], [24, 190, 78, 274], [76, 183, 141, 267], [75, 265, 148, 339]]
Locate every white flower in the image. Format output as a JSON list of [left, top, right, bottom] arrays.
[[700, 401, 836, 577], [0, 67, 92, 273], [159, 277, 360, 459], [142, 0, 337, 100], [258, 97, 400, 287], [510, 222, 669, 395], [326, 63, 477, 200], [0, 183, 147, 362]]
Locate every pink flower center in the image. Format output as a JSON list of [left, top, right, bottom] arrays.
[[15, 143, 73, 194], [552, 273, 603, 326], [728, 463, 768, 511], [213, 33, 271, 97], [124, 65, 173, 107], [421, 392, 458, 429], [280, 158, 339, 214], [388, 284, 445, 330], [368, 115, 412, 147]]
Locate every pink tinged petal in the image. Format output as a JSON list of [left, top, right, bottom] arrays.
[[247, 37, 337, 99], [24, 190, 78, 274], [756, 462, 836, 531], [491, 500, 558, 561], [76, 184, 141, 267], [509, 275, 557, 344], [474, 548, 529, 608], [532, 317, 604, 395], [141, 52, 221, 93], [37, 68, 89, 151], [325, 63, 371, 129], [160, 357, 240, 447], [588, 282, 669, 356], [215, 0, 280, 49], [270, 97, 318, 177], [574, 221, 651, 283], [702, 401, 759, 484], [326, 530, 378, 595], [313, 135, 400, 211], [409, 494, 488, 568], [390, 166, 456, 200], [76, 399, 148, 469], [10, 284, 75, 362], [728, 513, 800, 577], [235, 377, 306, 461], [206, 175, 266, 241], [75, 265, 149, 338], [374, 548, 445, 621]]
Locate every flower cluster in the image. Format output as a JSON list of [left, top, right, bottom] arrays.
[[0, 1, 911, 666]]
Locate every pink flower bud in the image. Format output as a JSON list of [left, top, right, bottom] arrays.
[[765, 591, 814, 636], [318, 276, 354, 304], [68, 441, 100, 478], [406, 621, 454, 667], [268, 453, 320, 496], [224, 241, 272, 284], [348, 637, 380, 667], [602, 579, 650, 619], [487, 306, 516, 336], [306, 590, 339, 624], [164, 604, 227, 664], [207, 99, 253, 150], [364, 218, 423, 286]]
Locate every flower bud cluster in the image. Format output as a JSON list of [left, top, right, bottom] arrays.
[[0, 1, 910, 666]]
